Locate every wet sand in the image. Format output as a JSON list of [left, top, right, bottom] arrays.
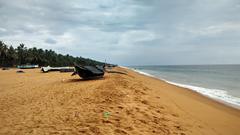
[[0, 67, 239, 135]]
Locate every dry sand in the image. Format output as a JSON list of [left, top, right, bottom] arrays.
[[0, 67, 239, 135]]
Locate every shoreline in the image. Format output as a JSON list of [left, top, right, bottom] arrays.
[[125, 67, 240, 134], [129, 67, 240, 110], [136, 71, 240, 114]]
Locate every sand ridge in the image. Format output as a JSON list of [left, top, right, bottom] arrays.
[[0, 68, 239, 135]]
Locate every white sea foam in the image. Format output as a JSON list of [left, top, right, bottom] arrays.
[[130, 68, 240, 109], [122, 67, 155, 77], [134, 69, 155, 77], [165, 80, 240, 108]]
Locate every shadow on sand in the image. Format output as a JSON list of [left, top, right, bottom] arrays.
[[65, 78, 105, 83]]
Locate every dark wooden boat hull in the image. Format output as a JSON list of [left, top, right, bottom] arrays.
[[74, 65, 105, 79]]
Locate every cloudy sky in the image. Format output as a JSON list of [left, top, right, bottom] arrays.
[[0, 0, 240, 65]]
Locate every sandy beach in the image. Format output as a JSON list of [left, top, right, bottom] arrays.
[[0, 67, 239, 135]]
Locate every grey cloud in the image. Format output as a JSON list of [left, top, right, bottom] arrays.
[[45, 38, 57, 44], [0, 0, 240, 65]]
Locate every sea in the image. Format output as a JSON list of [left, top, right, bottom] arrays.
[[129, 65, 240, 108]]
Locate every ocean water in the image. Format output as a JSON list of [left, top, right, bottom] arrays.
[[130, 65, 240, 108]]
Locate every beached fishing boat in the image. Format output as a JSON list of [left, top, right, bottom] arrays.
[[72, 65, 105, 79], [17, 65, 39, 69], [41, 66, 74, 72]]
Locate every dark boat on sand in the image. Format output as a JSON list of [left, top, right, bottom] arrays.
[[72, 65, 105, 79]]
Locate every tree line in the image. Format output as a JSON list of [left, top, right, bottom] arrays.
[[0, 41, 104, 67]]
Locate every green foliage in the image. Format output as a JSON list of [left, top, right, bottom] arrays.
[[0, 41, 104, 67]]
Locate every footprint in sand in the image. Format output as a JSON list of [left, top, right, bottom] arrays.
[[156, 110, 161, 114], [171, 113, 179, 117], [135, 107, 140, 112], [114, 128, 128, 134], [124, 126, 134, 131], [89, 126, 101, 134], [117, 106, 124, 109], [141, 100, 149, 105]]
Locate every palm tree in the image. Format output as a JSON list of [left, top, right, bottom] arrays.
[[0, 41, 8, 66], [16, 43, 27, 65], [7, 45, 17, 66]]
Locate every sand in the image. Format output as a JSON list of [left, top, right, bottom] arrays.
[[0, 67, 239, 135]]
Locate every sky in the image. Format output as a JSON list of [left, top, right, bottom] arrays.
[[0, 0, 240, 66]]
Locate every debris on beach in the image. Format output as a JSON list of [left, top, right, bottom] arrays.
[[2, 67, 10, 70], [106, 70, 127, 75], [59, 68, 75, 72], [16, 70, 25, 73], [103, 112, 110, 120]]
